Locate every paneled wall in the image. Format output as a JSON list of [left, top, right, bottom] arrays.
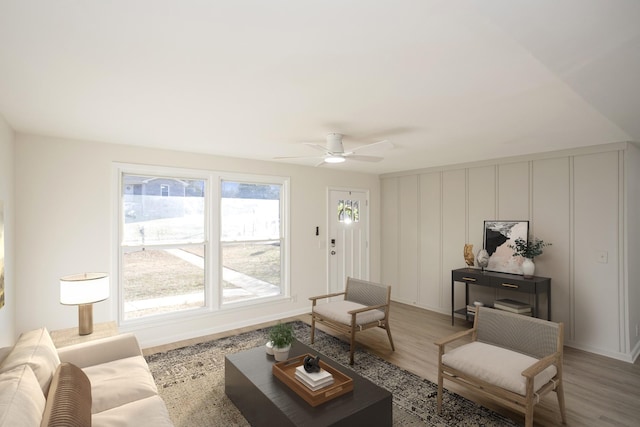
[[381, 142, 639, 362]]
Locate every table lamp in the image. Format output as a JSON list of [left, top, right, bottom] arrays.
[[60, 273, 109, 335]]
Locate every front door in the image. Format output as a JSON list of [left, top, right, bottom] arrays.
[[328, 189, 369, 293]]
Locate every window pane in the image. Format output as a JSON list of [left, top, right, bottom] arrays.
[[122, 175, 205, 246], [221, 181, 282, 303], [123, 246, 205, 319], [222, 241, 281, 303], [221, 181, 280, 241], [337, 199, 359, 223]]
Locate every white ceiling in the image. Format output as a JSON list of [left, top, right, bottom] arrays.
[[1, 0, 639, 174]]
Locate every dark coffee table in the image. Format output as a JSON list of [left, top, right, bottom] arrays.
[[225, 339, 392, 426]]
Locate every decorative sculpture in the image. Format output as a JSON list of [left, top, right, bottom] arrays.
[[464, 244, 475, 266], [476, 248, 489, 270], [303, 355, 321, 373]]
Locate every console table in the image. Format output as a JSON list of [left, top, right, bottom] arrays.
[[451, 268, 551, 325]]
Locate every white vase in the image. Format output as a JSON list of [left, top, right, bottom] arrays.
[[265, 341, 274, 355], [272, 344, 291, 362], [522, 258, 535, 278]]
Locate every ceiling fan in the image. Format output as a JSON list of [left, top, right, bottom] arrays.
[[275, 133, 394, 166]]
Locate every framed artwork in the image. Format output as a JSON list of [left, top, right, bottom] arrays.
[[483, 220, 528, 275]]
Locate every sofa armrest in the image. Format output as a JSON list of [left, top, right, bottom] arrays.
[[57, 333, 142, 369]]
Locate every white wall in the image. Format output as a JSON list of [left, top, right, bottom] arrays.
[[0, 115, 15, 347], [13, 134, 381, 348], [381, 142, 639, 362], [626, 143, 640, 357]]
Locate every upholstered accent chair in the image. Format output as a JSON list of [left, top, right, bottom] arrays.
[[309, 277, 394, 365], [435, 306, 566, 427]]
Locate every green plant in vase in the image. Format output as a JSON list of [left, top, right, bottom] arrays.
[[508, 237, 551, 278], [268, 322, 294, 361]]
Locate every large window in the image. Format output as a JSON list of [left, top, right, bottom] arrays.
[[117, 165, 289, 323], [221, 180, 282, 304], [121, 174, 207, 320]]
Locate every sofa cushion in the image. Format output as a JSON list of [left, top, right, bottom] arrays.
[[0, 364, 46, 427], [441, 341, 557, 395], [313, 300, 385, 326], [41, 362, 92, 427], [92, 395, 174, 427], [82, 355, 158, 414], [0, 327, 60, 394]]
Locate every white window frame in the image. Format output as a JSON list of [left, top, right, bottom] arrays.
[[112, 163, 290, 327], [216, 172, 290, 308]]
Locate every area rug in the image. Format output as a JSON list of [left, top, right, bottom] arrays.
[[145, 321, 517, 426]]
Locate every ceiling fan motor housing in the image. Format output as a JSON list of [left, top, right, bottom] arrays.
[[326, 133, 345, 153]]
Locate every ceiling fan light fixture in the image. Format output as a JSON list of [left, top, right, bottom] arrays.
[[324, 155, 346, 164]]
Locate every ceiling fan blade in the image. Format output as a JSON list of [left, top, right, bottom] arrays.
[[345, 155, 384, 162], [303, 142, 331, 153], [273, 155, 323, 160], [350, 139, 393, 154]]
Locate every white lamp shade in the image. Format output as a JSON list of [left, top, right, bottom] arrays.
[[60, 273, 109, 305]]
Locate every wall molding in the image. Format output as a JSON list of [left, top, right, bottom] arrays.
[[380, 142, 631, 179]]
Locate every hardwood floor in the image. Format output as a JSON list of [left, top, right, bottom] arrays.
[[143, 302, 640, 426]]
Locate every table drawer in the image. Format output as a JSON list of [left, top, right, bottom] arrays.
[[490, 277, 535, 293], [451, 269, 486, 284]]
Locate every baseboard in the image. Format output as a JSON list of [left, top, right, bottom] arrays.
[[630, 339, 640, 364], [565, 340, 636, 364]]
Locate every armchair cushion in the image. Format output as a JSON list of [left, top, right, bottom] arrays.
[[442, 341, 557, 395], [313, 300, 385, 326]]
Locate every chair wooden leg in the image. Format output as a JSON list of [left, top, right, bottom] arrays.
[[437, 367, 443, 414], [524, 402, 534, 427], [385, 322, 395, 351], [349, 327, 357, 365], [556, 381, 567, 424], [310, 316, 316, 344]]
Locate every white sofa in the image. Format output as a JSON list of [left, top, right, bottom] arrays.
[[0, 327, 174, 427]]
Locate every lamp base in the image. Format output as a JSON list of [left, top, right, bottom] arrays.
[[78, 304, 94, 335]]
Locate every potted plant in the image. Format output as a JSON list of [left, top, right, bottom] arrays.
[[268, 322, 294, 361], [508, 237, 551, 278]]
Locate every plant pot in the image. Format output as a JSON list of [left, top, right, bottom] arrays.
[[265, 341, 274, 355], [272, 344, 291, 362], [522, 258, 535, 278]]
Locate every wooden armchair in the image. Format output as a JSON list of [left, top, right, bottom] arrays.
[[435, 306, 566, 427], [309, 277, 394, 365]]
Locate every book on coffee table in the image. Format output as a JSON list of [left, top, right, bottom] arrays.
[[295, 373, 334, 391], [295, 365, 334, 390]]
